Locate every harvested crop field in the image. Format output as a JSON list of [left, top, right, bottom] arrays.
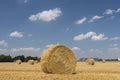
[[0, 62, 120, 80]]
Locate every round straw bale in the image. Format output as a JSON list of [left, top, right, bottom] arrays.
[[28, 59, 34, 65], [86, 58, 95, 65], [16, 59, 22, 64], [41, 44, 77, 74], [34, 60, 39, 64]]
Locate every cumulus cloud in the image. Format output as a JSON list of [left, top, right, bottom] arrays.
[[11, 47, 40, 52], [108, 47, 120, 54], [75, 8, 120, 24], [91, 34, 108, 41], [0, 49, 8, 55], [73, 32, 96, 40], [73, 31, 108, 41], [0, 49, 7, 51], [89, 15, 103, 22], [116, 8, 120, 13], [110, 37, 120, 40], [0, 47, 41, 56], [103, 9, 115, 15], [11, 47, 40, 57], [29, 8, 62, 22], [10, 31, 23, 38], [75, 17, 87, 24], [24, 0, 28, 3], [45, 44, 54, 48], [0, 40, 8, 47], [71, 47, 80, 51], [89, 49, 103, 54]]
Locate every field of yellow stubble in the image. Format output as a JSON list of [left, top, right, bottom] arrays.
[[0, 62, 119, 80]]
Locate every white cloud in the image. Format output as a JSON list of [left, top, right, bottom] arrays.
[[84, 32, 96, 38], [0, 49, 7, 52], [103, 9, 115, 15], [110, 37, 120, 40], [73, 31, 107, 41], [75, 17, 87, 24], [45, 44, 54, 48], [0, 49, 8, 55], [108, 47, 120, 54], [0, 40, 8, 47], [29, 8, 62, 22], [89, 15, 103, 22], [24, 0, 28, 3], [0, 47, 40, 56], [91, 34, 108, 41], [73, 34, 85, 41], [72, 47, 80, 51], [110, 43, 118, 47], [11, 47, 40, 57], [116, 8, 120, 13], [10, 31, 23, 38], [89, 49, 103, 54], [11, 47, 40, 52], [73, 32, 96, 41]]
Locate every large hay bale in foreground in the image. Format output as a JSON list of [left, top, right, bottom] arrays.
[[16, 59, 22, 64], [86, 58, 95, 65], [28, 59, 34, 65], [41, 44, 77, 74]]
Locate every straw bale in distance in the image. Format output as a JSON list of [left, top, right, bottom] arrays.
[[34, 60, 39, 64], [28, 59, 34, 65], [86, 58, 95, 65], [41, 44, 77, 74], [16, 59, 22, 64]]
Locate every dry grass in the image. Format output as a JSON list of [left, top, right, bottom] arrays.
[[0, 62, 119, 80]]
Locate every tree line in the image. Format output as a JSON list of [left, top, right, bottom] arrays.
[[0, 54, 40, 62]]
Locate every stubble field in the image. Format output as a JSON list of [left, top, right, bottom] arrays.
[[0, 62, 120, 80]]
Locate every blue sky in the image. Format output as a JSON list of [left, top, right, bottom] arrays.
[[0, 0, 120, 59]]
